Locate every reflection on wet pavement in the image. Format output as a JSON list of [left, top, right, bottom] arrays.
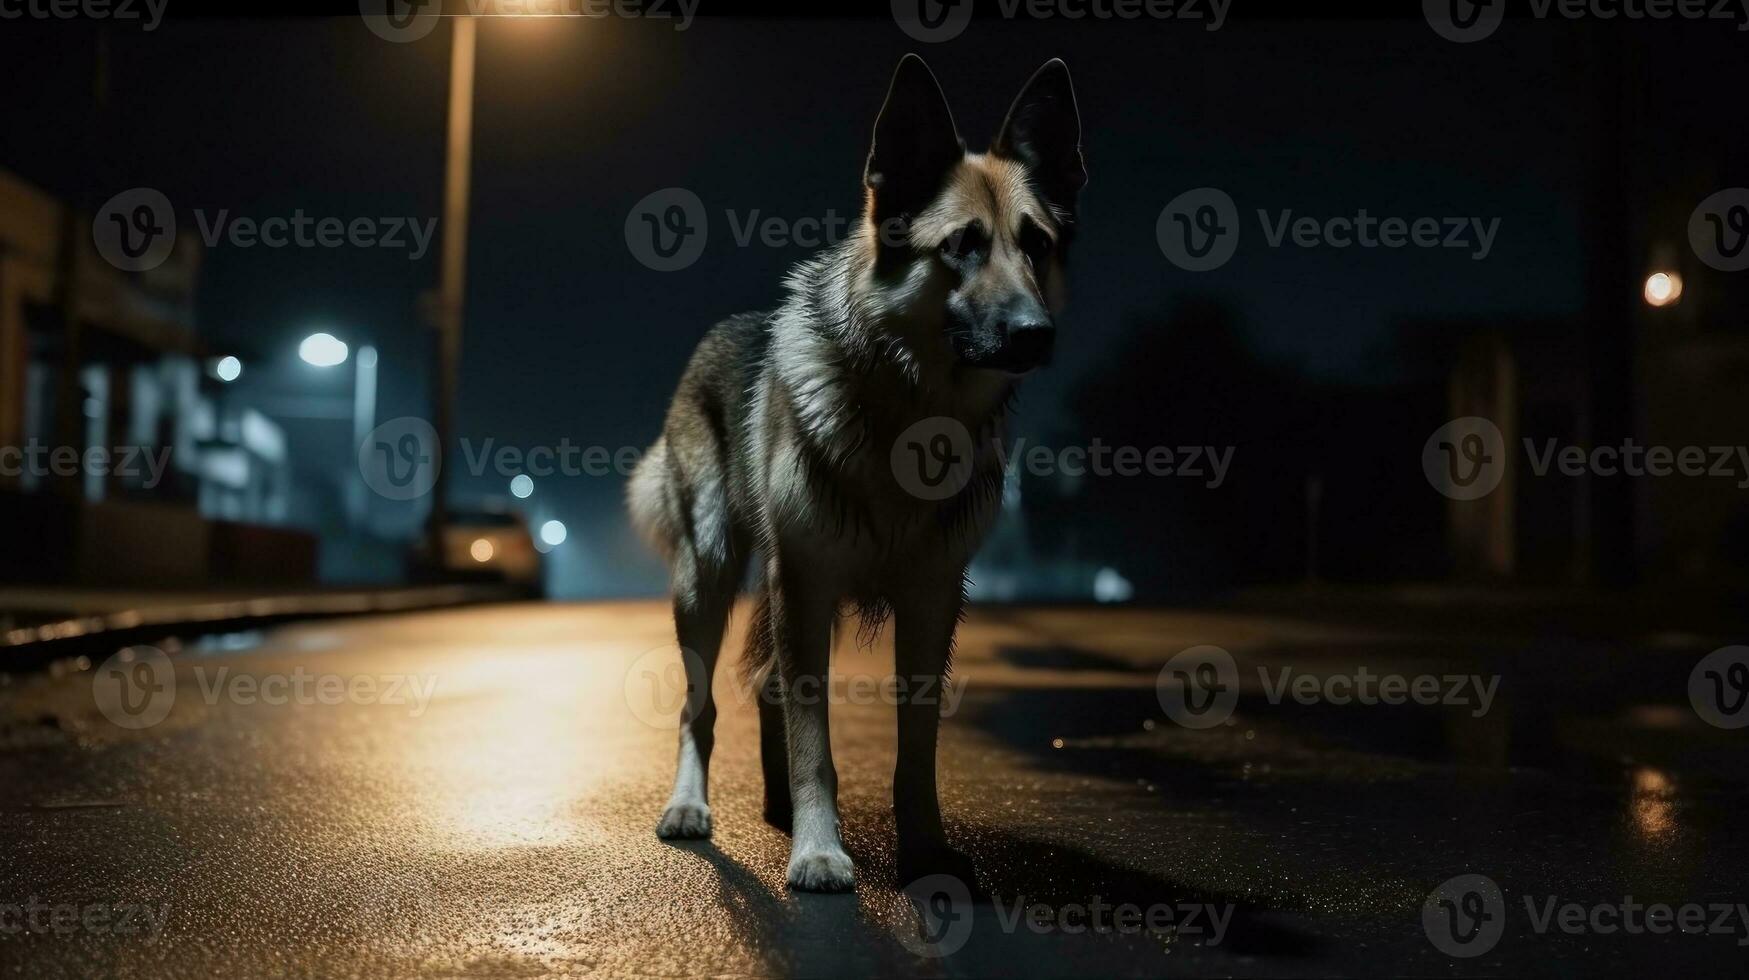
[[0, 600, 1744, 977]]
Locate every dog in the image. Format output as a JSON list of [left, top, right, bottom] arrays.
[[628, 53, 1084, 892]]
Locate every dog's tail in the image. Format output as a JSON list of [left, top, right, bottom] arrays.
[[626, 436, 676, 560], [737, 585, 776, 687]]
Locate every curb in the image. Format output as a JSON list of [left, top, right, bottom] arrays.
[[1, 584, 523, 672]]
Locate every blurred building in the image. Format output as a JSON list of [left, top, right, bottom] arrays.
[[0, 168, 312, 588]]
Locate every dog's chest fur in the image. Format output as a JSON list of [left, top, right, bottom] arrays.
[[750, 310, 1011, 595]]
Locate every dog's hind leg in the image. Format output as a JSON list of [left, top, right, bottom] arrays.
[[655, 533, 743, 840], [743, 592, 792, 831], [757, 664, 790, 831]]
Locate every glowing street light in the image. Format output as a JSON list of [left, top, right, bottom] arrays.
[[299, 332, 350, 367], [289, 330, 376, 528], [214, 355, 243, 382], [1643, 271, 1683, 307]]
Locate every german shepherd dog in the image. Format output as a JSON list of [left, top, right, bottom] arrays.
[[629, 54, 1084, 891]]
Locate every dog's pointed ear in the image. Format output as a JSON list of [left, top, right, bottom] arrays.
[[864, 54, 963, 226], [993, 58, 1086, 216]]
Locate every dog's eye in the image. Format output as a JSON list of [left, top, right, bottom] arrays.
[[940, 222, 988, 261], [1019, 220, 1054, 269]]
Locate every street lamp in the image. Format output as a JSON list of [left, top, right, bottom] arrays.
[[1642, 271, 1682, 308], [299, 332, 378, 528], [299, 332, 350, 367]]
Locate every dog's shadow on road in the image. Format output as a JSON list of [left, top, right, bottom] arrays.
[[661, 825, 1321, 975], [660, 838, 878, 977]]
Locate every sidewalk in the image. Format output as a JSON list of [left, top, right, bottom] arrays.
[[0, 583, 521, 671]]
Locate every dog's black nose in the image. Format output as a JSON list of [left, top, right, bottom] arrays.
[[1003, 318, 1056, 368]]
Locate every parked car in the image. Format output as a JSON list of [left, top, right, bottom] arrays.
[[441, 507, 541, 592]]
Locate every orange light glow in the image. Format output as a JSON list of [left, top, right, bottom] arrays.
[[1643, 271, 1682, 307]]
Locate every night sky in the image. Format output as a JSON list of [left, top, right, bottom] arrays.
[[2, 14, 1735, 595]]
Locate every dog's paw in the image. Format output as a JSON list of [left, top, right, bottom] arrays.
[[786, 844, 855, 892], [655, 801, 712, 839], [896, 842, 979, 892]]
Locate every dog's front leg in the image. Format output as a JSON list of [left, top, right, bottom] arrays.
[[892, 574, 977, 886], [772, 558, 854, 891]]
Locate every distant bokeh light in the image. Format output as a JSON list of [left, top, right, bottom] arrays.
[[1093, 567, 1134, 603], [540, 520, 567, 547], [510, 475, 534, 498], [215, 355, 243, 382], [470, 538, 495, 563]]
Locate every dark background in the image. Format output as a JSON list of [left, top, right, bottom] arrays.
[[2, 10, 1744, 599]]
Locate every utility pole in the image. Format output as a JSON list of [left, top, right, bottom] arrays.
[[428, 15, 476, 573]]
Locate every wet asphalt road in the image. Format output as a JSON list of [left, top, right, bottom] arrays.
[[1, 599, 1746, 977]]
